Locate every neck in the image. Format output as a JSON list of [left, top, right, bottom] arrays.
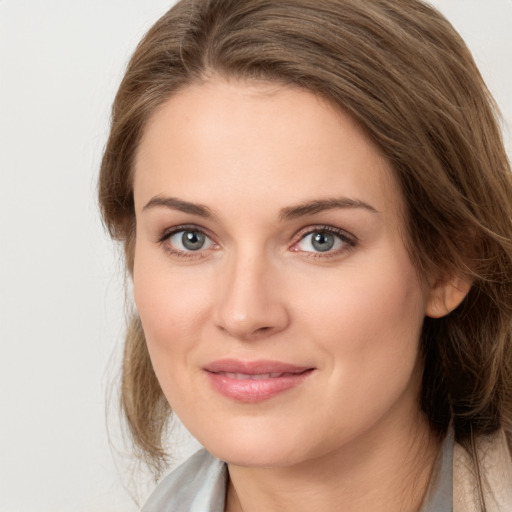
[[225, 414, 440, 512]]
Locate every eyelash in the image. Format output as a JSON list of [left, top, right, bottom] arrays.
[[291, 225, 357, 258], [158, 224, 218, 260], [158, 224, 357, 260]]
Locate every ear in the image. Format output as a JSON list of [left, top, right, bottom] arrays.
[[425, 274, 472, 319]]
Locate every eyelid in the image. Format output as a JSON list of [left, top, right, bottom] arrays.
[[158, 224, 214, 243], [158, 224, 219, 258], [290, 225, 357, 255]]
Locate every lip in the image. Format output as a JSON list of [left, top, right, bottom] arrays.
[[203, 359, 315, 403]]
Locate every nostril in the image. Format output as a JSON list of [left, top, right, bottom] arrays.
[[256, 326, 272, 334], [216, 321, 285, 341]]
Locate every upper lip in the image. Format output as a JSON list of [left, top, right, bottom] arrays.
[[203, 359, 313, 375]]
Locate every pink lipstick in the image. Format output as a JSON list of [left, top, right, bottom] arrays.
[[203, 359, 314, 403]]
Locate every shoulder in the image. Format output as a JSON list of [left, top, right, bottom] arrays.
[[453, 430, 512, 512], [142, 449, 228, 512]]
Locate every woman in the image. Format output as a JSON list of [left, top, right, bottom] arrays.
[[99, 0, 512, 510]]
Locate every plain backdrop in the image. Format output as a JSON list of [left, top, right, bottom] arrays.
[[0, 1, 510, 511]]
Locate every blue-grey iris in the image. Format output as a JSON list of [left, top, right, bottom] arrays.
[[312, 232, 335, 252], [182, 231, 205, 250]]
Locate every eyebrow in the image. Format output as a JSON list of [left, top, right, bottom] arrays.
[[279, 197, 379, 220], [142, 195, 378, 219], [142, 196, 213, 217]]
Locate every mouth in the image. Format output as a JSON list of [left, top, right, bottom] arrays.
[[203, 359, 315, 403], [215, 371, 306, 380]]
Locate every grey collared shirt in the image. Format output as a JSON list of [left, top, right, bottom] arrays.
[[143, 432, 453, 512]]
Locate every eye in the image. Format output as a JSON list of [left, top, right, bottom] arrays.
[[163, 228, 216, 253], [294, 227, 354, 255]]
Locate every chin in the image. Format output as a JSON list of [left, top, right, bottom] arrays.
[[210, 441, 302, 468], [190, 416, 317, 468]]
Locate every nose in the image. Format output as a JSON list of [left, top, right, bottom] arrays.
[[214, 251, 290, 341]]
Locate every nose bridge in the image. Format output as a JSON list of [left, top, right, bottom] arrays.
[[215, 244, 288, 340]]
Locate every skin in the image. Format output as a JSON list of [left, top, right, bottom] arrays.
[[132, 79, 462, 512]]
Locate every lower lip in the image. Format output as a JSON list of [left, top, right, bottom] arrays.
[[205, 370, 314, 403]]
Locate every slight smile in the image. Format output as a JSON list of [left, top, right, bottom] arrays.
[[203, 359, 316, 403]]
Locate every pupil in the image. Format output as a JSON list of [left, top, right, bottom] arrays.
[[312, 232, 334, 252], [182, 231, 205, 251]]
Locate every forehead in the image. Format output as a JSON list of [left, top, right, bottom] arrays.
[[133, 79, 402, 219]]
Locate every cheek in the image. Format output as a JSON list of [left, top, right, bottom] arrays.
[[132, 258, 216, 419], [294, 253, 427, 445], [132, 244, 213, 367], [298, 248, 427, 370]]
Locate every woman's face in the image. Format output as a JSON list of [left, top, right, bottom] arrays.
[[132, 80, 434, 467]]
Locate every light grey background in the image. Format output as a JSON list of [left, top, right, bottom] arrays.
[[0, 1, 510, 511]]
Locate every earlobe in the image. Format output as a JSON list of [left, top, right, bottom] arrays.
[[425, 275, 472, 319]]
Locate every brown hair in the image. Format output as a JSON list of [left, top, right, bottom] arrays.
[[99, 0, 512, 486]]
